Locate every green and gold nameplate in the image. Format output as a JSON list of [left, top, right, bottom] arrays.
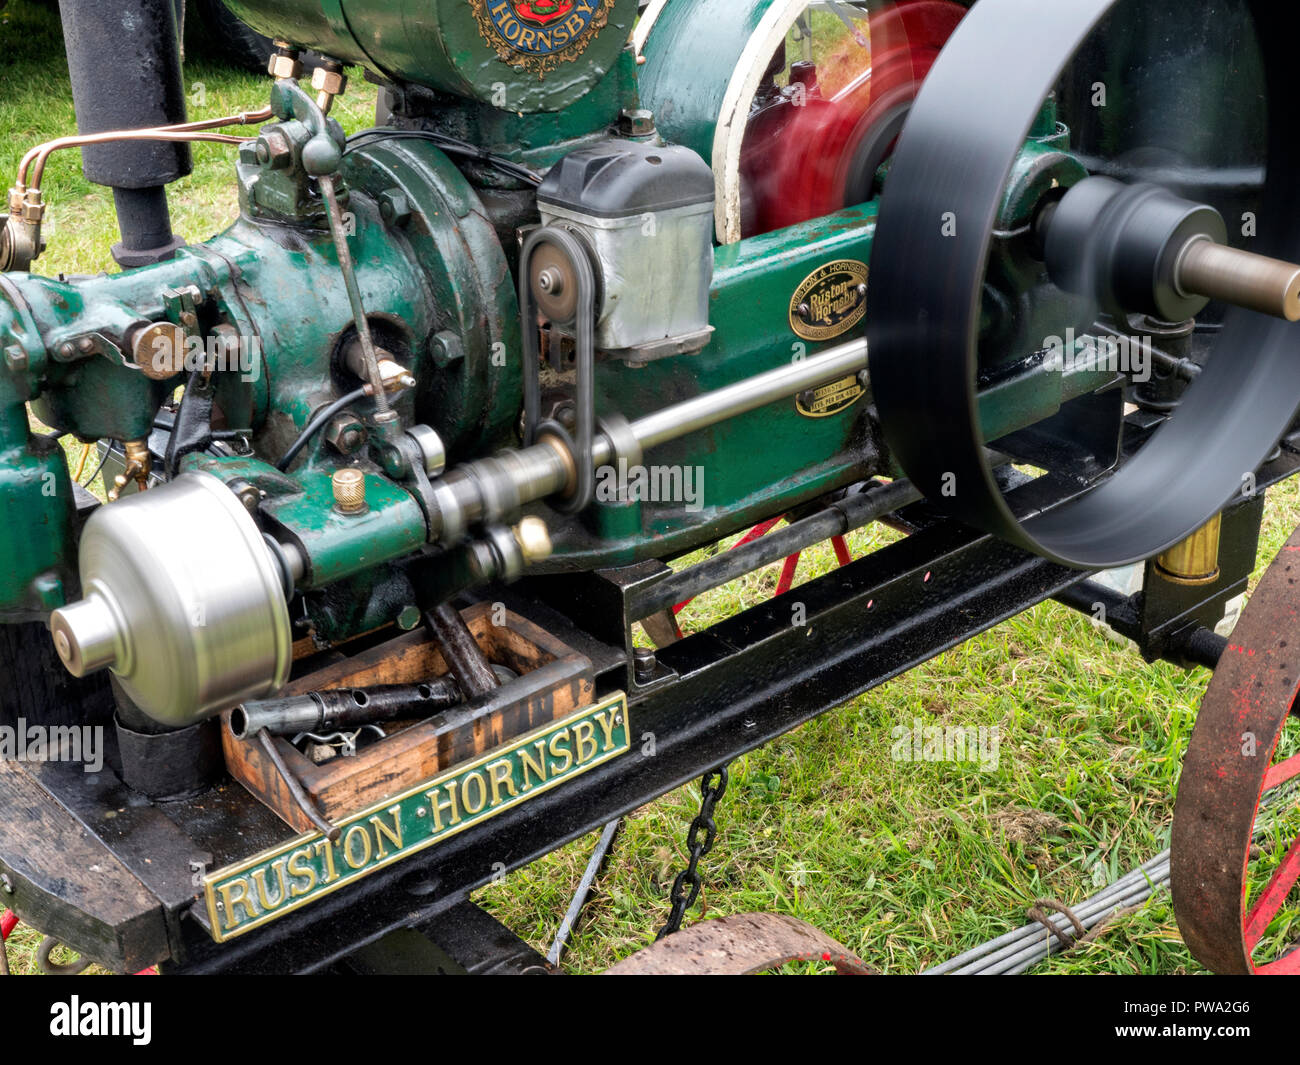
[[203, 693, 630, 942]]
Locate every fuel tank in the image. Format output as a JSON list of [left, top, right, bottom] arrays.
[[223, 0, 639, 112]]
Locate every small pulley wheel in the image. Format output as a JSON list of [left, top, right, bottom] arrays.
[[528, 239, 583, 324], [866, 0, 1300, 569]]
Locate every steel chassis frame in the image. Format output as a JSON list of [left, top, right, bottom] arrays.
[[3, 421, 1299, 975]]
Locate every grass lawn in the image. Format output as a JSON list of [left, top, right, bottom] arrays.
[[3, 0, 1298, 976]]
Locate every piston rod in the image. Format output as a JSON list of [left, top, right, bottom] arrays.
[[425, 338, 870, 543]]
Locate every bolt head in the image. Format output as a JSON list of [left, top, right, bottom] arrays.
[[378, 188, 412, 228], [258, 129, 294, 171], [633, 646, 657, 682], [617, 108, 656, 137], [3, 345, 27, 373], [513, 516, 553, 563]]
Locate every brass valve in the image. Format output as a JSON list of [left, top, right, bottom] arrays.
[[108, 440, 152, 503]]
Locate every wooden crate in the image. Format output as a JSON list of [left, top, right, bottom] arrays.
[[221, 603, 594, 833]]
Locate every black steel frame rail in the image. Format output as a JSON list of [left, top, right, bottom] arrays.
[[168, 517, 1084, 973]]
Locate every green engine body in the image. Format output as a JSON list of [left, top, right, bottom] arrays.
[[0, 0, 1103, 721]]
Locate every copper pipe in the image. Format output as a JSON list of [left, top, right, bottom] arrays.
[[24, 132, 251, 192], [17, 106, 272, 189]]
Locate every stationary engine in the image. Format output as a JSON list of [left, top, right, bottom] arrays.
[[3, 0, 1300, 975]]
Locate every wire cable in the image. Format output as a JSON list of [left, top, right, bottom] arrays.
[[275, 387, 369, 472], [345, 128, 543, 187]]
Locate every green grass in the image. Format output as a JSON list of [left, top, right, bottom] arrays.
[[3, 0, 1299, 976]]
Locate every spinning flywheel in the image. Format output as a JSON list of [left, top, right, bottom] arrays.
[[636, 0, 969, 243], [862, 0, 1300, 973], [740, 0, 966, 236]]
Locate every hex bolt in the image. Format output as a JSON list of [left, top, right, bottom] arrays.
[[258, 130, 294, 171], [0, 873, 12, 894], [324, 411, 366, 455], [378, 188, 412, 229], [512, 516, 553, 564], [3, 345, 27, 374], [633, 646, 657, 683], [617, 108, 656, 138]]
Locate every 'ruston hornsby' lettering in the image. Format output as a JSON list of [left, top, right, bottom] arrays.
[[487, 0, 595, 53], [210, 702, 627, 935]]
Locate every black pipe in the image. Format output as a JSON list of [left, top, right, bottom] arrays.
[[424, 604, 499, 699], [57, 0, 192, 267], [636, 478, 924, 619], [1053, 578, 1227, 670], [231, 679, 465, 740]]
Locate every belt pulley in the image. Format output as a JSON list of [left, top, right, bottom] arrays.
[[866, 0, 1300, 569]]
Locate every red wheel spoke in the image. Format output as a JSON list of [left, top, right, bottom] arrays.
[[1263, 751, 1300, 792], [674, 517, 785, 613], [1244, 833, 1300, 950], [776, 552, 801, 595], [831, 535, 853, 567]]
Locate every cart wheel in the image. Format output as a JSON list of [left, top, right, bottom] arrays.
[[1172, 521, 1300, 973]]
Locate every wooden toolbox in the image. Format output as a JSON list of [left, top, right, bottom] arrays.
[[221, 603, 595, 833]]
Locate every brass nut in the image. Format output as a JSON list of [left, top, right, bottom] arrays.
[[332, 468, 367, 514], [268, 52, 304, 80], [513, 516, 553, 563], [311, 67, 348, 97]]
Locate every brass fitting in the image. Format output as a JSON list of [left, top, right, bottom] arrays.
[[108, 440, 152, 502], [377, 358, 417, 394], [1156, 513, 1222, 586], [331, 468, 367, 514], [311, 62, 348, 115], [513, 516, 553, 564], [268, 41, 304, 81], [19, 188, 44, 224], [130, 321, 189, 380]]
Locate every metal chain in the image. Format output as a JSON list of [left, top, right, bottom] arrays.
[[657, 765, 729, 940]]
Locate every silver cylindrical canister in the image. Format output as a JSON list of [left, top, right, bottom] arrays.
[[49, 471, 293, 726]]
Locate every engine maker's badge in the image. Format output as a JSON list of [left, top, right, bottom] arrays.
[[471, 0, 613, 79], [201, 693, 630, 942], [789, 259, 869, 342]]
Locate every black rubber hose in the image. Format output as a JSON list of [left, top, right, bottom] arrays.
[[275, 387, 368, 472]]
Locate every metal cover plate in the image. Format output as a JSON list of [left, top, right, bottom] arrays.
[[203, 693, 630, 942]]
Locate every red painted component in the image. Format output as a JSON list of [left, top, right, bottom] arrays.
[[674, 522, 856, 616], [776, 551, 801, 595], [740, 0, 967, 237], [1172, 522, 1300, 974], [673, 517, 784, 614]]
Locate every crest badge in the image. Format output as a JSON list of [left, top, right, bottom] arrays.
[[471, 0, 615, 79]]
